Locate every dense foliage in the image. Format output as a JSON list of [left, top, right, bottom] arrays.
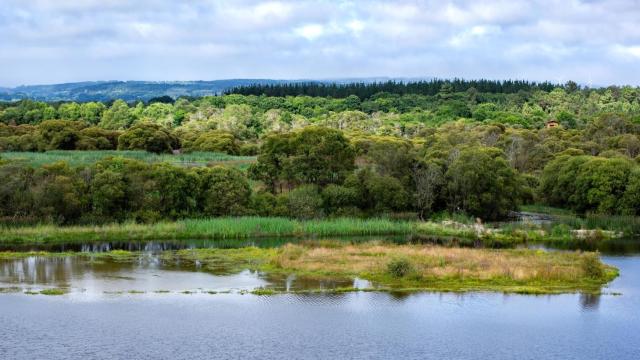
[[229, 79, 559, 98], [1, 82, 640, 224]]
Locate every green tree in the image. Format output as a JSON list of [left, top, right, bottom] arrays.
[[287, 126, 355, 186], [185, 130, 240, 154], [118, 123, 179, 153], [37, 120, 84, 150], [197, 166, 251, 216], [445, 146, 520, 219], [91, 169, 127, 220], [99, 100, 136, 130]]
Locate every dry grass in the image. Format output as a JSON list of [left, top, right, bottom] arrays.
[[0, 242, 617, 294], [256, 242, 619, 296], [272, 242, 591, 282]]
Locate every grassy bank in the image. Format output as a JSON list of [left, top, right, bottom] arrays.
[[0, 217, 433, 244], [0, 150, 256, 168], [0, 242, 618, 294], [0, 215, 633, 246]]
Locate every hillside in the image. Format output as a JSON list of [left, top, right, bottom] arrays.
[[0, 78, 423, 102], [0, 80, 292, 102]]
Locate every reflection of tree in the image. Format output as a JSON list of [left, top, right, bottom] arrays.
[[387, 290, 413, 301], [579, 293, 601, 310]]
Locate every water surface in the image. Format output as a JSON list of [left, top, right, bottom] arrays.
[[1, 237, 639, 359]]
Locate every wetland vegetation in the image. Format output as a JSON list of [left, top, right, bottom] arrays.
[[1, 81, 639, 297], [0, 241, 618, 295]]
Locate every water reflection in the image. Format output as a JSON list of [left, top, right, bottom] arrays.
[[579, 293, 601, 310], [0, 255, 270, 293], [2, 234, 639, 255], [0, 235, 408, 253], [0, 254, 373, 295]]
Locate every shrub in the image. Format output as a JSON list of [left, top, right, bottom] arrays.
[[118, 123, 179, 153], [239, 143, 258, 156], [387, 257, 415, 278], [197, 166, 251, 216], [186, 130, 240, 154], [581, 252, 604, 278], [286, 185, 324, 219]]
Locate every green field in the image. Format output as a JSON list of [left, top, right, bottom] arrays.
[[0, 150, 256, 168]]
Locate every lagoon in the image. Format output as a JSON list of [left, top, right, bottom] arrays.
[[0, 254, 638, 359], [0, 236, 638, 359]]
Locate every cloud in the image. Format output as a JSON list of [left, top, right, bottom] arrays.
[[611, 45, 640, 60], [0, 0, 639, 86], [449, 25, 502, 47], [295, 24, 325, 41]]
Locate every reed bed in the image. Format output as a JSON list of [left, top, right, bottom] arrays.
[[1, 214, 635, 247], [0, 217, 434, 244]]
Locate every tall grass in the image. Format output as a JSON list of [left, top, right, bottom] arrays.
[[0, 217, 425, 244], [2, 214, 636, 246], [0, 150, 256, 168]]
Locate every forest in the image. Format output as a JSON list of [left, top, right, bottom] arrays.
[[1, 81, 640, 225]]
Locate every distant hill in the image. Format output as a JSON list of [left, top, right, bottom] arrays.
[[0, 80, 296, 102], [0, 78, 425, 102]]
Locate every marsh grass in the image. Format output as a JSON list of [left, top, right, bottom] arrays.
[[0, 214, 636, 248], [0, 217, 425, 244], [177, 242, 616, 293], [1, 150, 256, 168]]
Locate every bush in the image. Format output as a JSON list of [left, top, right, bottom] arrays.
[[581, 252, 604, 278], [37, 120, 84, 150], [249, 191, 277, 216], [387, 257, 415, 278], [286, 185, 324, 219], [186, 130, 240, 154], [239, 143, 258, 156], [197, 166, 251, 216], [118, 123, 179, 154]]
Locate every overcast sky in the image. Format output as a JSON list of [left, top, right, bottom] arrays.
[[2, 0, 640, 87]]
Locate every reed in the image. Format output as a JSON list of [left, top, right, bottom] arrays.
[[0, 217, 427, 244]]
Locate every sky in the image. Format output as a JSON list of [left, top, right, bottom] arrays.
[[1, 0, 640, 87]]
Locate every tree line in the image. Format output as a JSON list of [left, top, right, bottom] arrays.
[[227, 79, 561, 98], [2, 124, 639, 225], [2, 84, 639, 134]]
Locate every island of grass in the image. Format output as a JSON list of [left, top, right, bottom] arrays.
[[0, 242, 618, 295]]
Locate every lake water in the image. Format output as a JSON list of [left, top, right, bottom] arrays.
[[1, 238, 639, 359]]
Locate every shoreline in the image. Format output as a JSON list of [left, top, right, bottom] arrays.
[[0, 216, 629, 247]]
